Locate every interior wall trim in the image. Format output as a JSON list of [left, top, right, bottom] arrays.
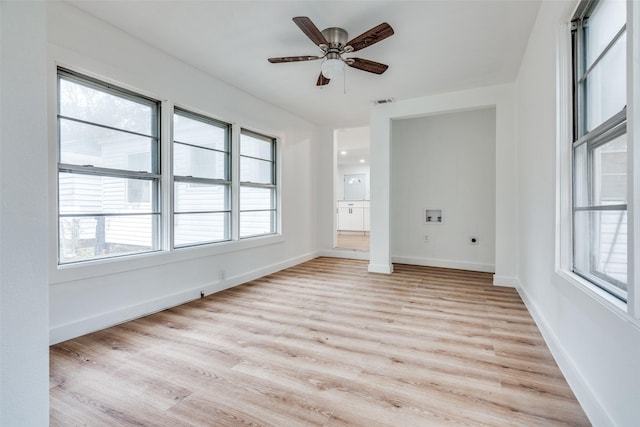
[[493, 275, 520, 288], [392, 256, 495, 274], [318, 249, 370, 261]]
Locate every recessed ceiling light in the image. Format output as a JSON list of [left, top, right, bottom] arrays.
[[360, 159, 365, 163], [341, 151, 347, 155]]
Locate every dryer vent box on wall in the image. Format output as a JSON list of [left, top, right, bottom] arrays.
[[425, 209, 443, 223]]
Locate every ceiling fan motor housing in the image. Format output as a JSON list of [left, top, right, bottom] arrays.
[[321, 27, 348, 51]]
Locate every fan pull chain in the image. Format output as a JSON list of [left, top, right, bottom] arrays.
[[343, 66, 347, 94]]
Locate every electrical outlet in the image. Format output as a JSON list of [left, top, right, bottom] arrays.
[[424, 234, 430, 242], [470, 237, 479, 245]]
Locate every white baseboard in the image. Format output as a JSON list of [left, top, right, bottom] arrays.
[[49, 251, 319, 345], [318, 248, 370, 260], [516, 285, 612, 427], [493, 275, 520, 288], [392, 256, 495, 273], [368, 263, 394, 274], [49, 285, 207, 345]]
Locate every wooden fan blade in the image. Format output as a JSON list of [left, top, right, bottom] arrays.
[[268, 56, 320, 63], [347, 58, 389, 74], [316, 72, 330, 86], [293, 16, 329, 46], [346, 22, 394, 52]]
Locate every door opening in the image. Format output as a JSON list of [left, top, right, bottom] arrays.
[[334, 127, 370, 251]]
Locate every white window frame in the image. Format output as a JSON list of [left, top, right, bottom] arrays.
[[239, 129, 278, 239], [172, 107, 232, 248], [571, 0, 628, 301], [56, 67, 162, 265], [557, 0, 639, 320]]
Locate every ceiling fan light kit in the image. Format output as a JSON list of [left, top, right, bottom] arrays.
[[268, 16, 394, 86], [321, 56, 344, 79]]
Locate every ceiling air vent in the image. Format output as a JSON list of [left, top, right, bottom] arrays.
[[372, 98, 395, 105]]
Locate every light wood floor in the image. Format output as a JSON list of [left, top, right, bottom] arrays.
[[50, 257, 590, 426], [336, 234, 369, 251]]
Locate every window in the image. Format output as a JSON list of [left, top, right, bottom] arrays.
[[57, 69, 280, 265], [240, 130, 277, 238], [57, 68, 161, 264], [571, 0, 627, 301], [173, 109, 231, 247]]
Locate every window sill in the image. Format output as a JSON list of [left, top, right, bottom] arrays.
[[51, 233, 284, 284], [554, 269, 640, 329]]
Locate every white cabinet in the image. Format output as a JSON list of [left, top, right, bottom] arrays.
[[337, 200, 370, 232]]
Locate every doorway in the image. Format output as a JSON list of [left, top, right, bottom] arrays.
[[334, 127, 370, 251]]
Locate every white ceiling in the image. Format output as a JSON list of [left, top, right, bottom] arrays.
[[336, 126, 370, 167], [66, 0, 541, 128]]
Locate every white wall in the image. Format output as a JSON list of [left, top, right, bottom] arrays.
[[46, 2, 319, 344], [515, 1, 640, 425], [391, 108, 496, 272], [0, 1, 50, 424], [315, 126, 340, 254], [368, 84, 517, 279]]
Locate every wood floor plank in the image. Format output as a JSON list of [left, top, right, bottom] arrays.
[[335, 234, 370, 251], [50, 257, 590, 426]]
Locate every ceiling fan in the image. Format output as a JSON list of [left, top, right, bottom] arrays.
[[268, 17, 394, 86]]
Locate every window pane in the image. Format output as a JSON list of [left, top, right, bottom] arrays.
[[60, 118, 155, 172], [585, 0, 626, 67], [573, 143, 589, 208], [59, 78, 154, 136], [174, 143, 228, 180], [240, 186, 274, 211], [585, 32, 626, 132], [240, 157, 273, 183], [174, 113, 228, 151], [240, 133, 273, 160], [174, 182, 228, 212], [59, 172, 155, 214], [574, 135, 626, 208], [59, 214, 159, 263], [593, 134, 627, 205], [574, 209, 627, 296], [174, 212, 230, 246], [240, 211, 276, 238]]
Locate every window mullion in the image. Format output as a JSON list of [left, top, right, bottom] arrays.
[[58, 163, 161, 180], [174, 176, 231, 186], [231, 123, 241, 241], [579, 24, 626, 83], [174, 140, 230, 155], [161, 99, 173, 251], [60, 212, 161, 218], [628, 0, 640, 317], [58, 115, 158, 140], [573, 108, 627, 149], [240, 182, 276, 189]]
